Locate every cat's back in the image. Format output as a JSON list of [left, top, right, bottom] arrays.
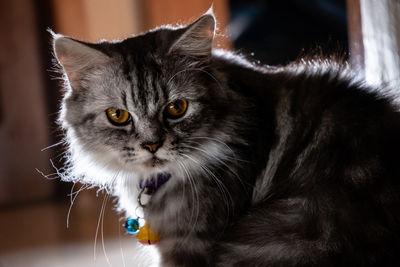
[[213, 52, 400, 266], [213, 51, 400, 150], [212, 51, 400, 202]]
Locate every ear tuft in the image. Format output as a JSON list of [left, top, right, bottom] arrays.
[[168, 13, 216, 59]]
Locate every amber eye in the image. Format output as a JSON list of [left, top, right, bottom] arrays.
[[105, 108, 131, 126], [165, 99, 188, 119]]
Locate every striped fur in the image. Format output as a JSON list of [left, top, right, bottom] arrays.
[[53, 12, 400, 266]]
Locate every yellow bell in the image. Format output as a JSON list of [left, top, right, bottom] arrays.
[[137, 222, 160, 245]]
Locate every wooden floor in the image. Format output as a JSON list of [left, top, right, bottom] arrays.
[[0, 189, 122, 252], [0, 189, 159, 266]]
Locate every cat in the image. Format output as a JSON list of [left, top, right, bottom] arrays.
[[52, 10, 400, 267]]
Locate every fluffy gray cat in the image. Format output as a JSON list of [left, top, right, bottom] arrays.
[[52, 11, 400, 267]]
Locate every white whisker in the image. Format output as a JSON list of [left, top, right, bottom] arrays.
[[118, 216, 126, 267], [41, 140, 66, 151], [177, 160, 200, 237], [94, 193, 107, 262], [187, 136, 234, 153], [181, 153, 233, 218], [183, 140, 252, 194], [67, 183, 89, 228], [101, 194, 113, 267], [187, 136, 251, 163], [184, 143, 240, 178]]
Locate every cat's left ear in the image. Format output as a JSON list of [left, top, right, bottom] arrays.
[[168, 10, 215, 60]]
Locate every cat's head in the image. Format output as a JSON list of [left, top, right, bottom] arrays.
[[52, 12, 243, 188]]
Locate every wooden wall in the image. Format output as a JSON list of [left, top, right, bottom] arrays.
[[50, 0, 143, 41], [50, 0, 230, 47], [0, 0, 53, 206]]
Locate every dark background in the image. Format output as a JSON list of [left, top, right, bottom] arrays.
[[230, 0, 348, 65]]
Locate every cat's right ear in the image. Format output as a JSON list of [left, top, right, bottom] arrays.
[[52, 34, 110, 88]]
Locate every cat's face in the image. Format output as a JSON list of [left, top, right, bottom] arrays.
[[62, 47, 215, 175], [54, 14, 238, 186]]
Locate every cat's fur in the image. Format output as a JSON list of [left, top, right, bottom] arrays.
[[52, 11, 400, 267]]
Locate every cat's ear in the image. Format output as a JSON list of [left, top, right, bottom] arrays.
[[52, 34, 110, 88], [168, 11, 216, 60]]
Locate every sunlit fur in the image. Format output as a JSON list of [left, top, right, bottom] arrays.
[[53, 12, 400, 267]]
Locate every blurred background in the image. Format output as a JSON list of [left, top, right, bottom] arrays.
[[0, 0, 398, 266]]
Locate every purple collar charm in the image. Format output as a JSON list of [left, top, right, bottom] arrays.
[[138, 172, 171, 207]]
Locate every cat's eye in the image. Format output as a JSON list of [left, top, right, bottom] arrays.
[[106, 108, 131, 126], [165, 99, 188, 119]]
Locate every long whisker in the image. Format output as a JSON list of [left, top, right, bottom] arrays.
[[101, 194, 113, 267], [187, 136, 251, 163], [92, 175, 115, 262], [183, 142, 251, 196], [41, 140, 66, 151], [181, 154, 233, 217], [99, 170, 121, 266], [175, 162, 187, 230], [184, 143, 240, 178], [177, 160, 199, 232], [118, 216, 126, 267], [67, 183, 89, 228], [186, 136, 235, 154], [94, 192, 107, 262]]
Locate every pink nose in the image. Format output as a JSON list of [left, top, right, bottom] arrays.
[[142, 143, 160, 153]]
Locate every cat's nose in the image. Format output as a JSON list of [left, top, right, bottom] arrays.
[[142, 142, 161, 153]]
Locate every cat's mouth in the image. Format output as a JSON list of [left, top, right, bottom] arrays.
[[143, 156, 167, 168]]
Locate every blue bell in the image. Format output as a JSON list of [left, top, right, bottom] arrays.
[[124, 218, 140, 234]]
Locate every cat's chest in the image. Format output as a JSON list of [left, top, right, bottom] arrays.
[[115, 172, 183, 226]]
